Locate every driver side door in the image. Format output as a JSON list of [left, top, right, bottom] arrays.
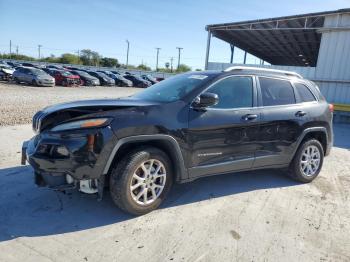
[[187, 75, 261, 178]]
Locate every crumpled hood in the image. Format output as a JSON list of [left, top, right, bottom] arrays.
[[33, 98, 158, 133]]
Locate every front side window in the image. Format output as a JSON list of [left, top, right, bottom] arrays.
[[259, 77, 296, 106], [294, 83, 316, 102], [206, 76, 253, 109]]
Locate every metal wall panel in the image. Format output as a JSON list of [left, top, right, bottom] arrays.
[[208, 14, 350, 104], [207, 13, 350, 105]]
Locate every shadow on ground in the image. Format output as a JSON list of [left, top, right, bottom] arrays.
[[0, 165, 298, 242]]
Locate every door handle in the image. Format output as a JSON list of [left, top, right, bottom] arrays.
[[242, 114, 258, 121], [295, 111, 307, 117]]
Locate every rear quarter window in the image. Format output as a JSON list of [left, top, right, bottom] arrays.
[[294, 82, 316, 102], [259, 77, 296, 106]]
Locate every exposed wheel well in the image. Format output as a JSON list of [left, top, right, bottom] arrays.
[[300, 131, 327, 155], [107, 139, 185, 182]]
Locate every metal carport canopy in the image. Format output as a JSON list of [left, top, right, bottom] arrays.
[[205, 8, 350, 67]]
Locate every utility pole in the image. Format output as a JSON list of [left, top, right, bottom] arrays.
[[155, 47, 161, 71], [176, 47, 183, 70], [125, 40, 130, 68], [230, 44, 235, 64], [77, 50, 80, 64], [170, 57, 174, 73], [9, 40, 12, 59], [243, 51, 247, 64], [16, 46, 18, 56], [38, 45, 42, 60]]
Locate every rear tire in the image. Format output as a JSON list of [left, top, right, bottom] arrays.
[[110, 147, 173, 215], [288, 139, 324, 183]]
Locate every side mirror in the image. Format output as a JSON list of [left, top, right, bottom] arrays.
[[192, 92, 219, 109]]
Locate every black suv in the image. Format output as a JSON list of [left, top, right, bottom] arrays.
[[22, 67, 333, 215]]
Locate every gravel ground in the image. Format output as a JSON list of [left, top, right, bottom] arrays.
[[0, 124, 350, 261], [0, 81, 140, 126]]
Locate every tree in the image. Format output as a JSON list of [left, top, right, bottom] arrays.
[[59, 53, 80, 64], [176, 64, 191, 73], [137, 64, 151, 71], [80, 49, 101, 66], [100, 57, 120, 67], [0, 53, 36, 61]]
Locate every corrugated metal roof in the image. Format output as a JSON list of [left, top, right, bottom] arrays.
[[206, 9, 350, 67]]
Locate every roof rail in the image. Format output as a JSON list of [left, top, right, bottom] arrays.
[[224, 66, 303, 79]]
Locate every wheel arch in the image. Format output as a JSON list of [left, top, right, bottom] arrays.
[[103, 135, 188, 182], [293, 127, 328, 157]]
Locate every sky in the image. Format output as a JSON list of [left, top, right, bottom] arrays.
[[0, 0, 349, 69]]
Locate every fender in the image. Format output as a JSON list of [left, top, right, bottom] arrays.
[[102, 134, 188, 182], [291, 127, 328, 157]]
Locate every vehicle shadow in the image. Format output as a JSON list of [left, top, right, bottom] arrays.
[[0, 165, 298, 242]]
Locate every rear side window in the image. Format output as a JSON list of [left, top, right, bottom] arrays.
[[259, 77, 296, 106], [294, 83, 316, 102], [207, 76, 253, 109]]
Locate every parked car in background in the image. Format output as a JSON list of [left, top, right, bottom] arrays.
[[64, 66, 81, 70], [87, 71, 115, 86], [124, 74, 152, 88], [97, 71, 132, 87], [141, 74, 158, 85], [69, 70, 100, 86], [47, 69, 81, 86], [46, 65, 64, 70], [6, 61, 21, 68], [13, 67, 55, 86], [21, 62, 37, 68], [156, 77, 165, 81], [0, 64, 15, 81]]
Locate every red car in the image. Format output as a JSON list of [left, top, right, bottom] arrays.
[[50, 69, 82, 86]]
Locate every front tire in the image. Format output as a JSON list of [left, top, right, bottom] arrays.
[[110, 147, 173, 215], [288, 139, 324, 183]]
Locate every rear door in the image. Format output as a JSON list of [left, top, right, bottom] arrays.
[[253, 76, 303, 167], [187, 75, 261, 178]]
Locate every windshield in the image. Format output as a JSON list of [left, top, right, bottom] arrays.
[[61, 71, 72, 76], [132, 73, 213, 102], [145, 75, 156, 81], [30, 68, 46, 75], [95, 72, 107, 78], [75, 71, 90, 77]]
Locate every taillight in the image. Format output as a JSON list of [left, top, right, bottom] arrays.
[[328, 104, 334, 113]]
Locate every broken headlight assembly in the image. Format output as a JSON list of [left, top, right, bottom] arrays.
[[51, 118, 111, 132]]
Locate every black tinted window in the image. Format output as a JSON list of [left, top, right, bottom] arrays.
[[259, 77, 295, 106], [294, 83, 316, 102], [207, 76, 253, 109]]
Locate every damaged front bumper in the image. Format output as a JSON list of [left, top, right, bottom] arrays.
[[21, 126, 117, 196]]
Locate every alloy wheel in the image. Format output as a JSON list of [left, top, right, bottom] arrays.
[[300, 145, 321, 177], [130, 159, 166, 205]]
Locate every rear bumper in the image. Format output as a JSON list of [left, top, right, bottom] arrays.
[[22, 126, 118, 187]]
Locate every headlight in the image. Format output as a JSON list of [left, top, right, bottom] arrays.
[[51, 118, 111, 132]]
